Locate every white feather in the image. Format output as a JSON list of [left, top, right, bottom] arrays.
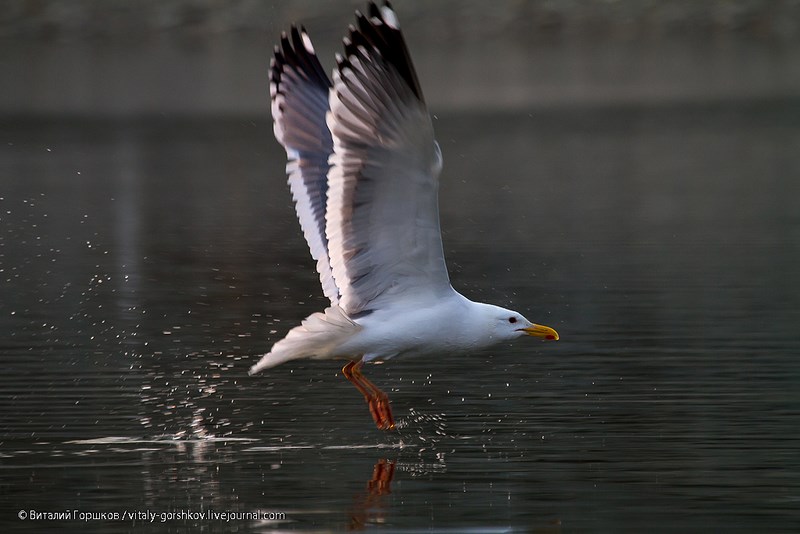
[[251, 4, 558, 382]]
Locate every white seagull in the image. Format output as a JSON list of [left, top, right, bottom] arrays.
[[249, 1, 559, 430]]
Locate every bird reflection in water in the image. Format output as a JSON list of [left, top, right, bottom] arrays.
[[348, 459, 396, 530]]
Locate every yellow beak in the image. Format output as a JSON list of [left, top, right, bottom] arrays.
[[521, 324, 559, 341]]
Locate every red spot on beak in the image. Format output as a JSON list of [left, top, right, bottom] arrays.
[[545, 334, 556, 340]]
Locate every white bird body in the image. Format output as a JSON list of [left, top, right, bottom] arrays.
[[249, 291, 538, 374], [343, 293, 527, 362], [250, 2, 558, 429]]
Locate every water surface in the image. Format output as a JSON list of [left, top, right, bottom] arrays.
[[1, 103, 799, 531]]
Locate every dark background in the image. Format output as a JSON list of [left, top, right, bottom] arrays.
[[2, 1, 799, 532]]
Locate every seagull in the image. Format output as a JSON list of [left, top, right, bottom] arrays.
[[249, 1, 559, 430]]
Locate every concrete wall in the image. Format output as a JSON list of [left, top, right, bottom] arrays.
[[2, 0, 799, 41], [3, 1, 799, 117]]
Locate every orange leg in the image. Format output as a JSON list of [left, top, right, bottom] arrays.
[[342, 360, 395, 430]]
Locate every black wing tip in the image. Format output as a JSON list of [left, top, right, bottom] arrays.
[[271, 22, 333, 98], [342, 1, 423, 102], [366, 1, 393, 17]]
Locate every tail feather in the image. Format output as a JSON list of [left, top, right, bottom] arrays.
[[248, 306, 360, 375]]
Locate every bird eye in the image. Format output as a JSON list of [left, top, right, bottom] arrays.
[[508, 317, 517, 324]]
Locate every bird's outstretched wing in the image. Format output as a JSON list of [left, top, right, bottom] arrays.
[[270, 26, 340, 305], [326, 2, 451, 316]]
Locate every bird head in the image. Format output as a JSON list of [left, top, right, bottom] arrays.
[[484, 304, 559, 343]]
